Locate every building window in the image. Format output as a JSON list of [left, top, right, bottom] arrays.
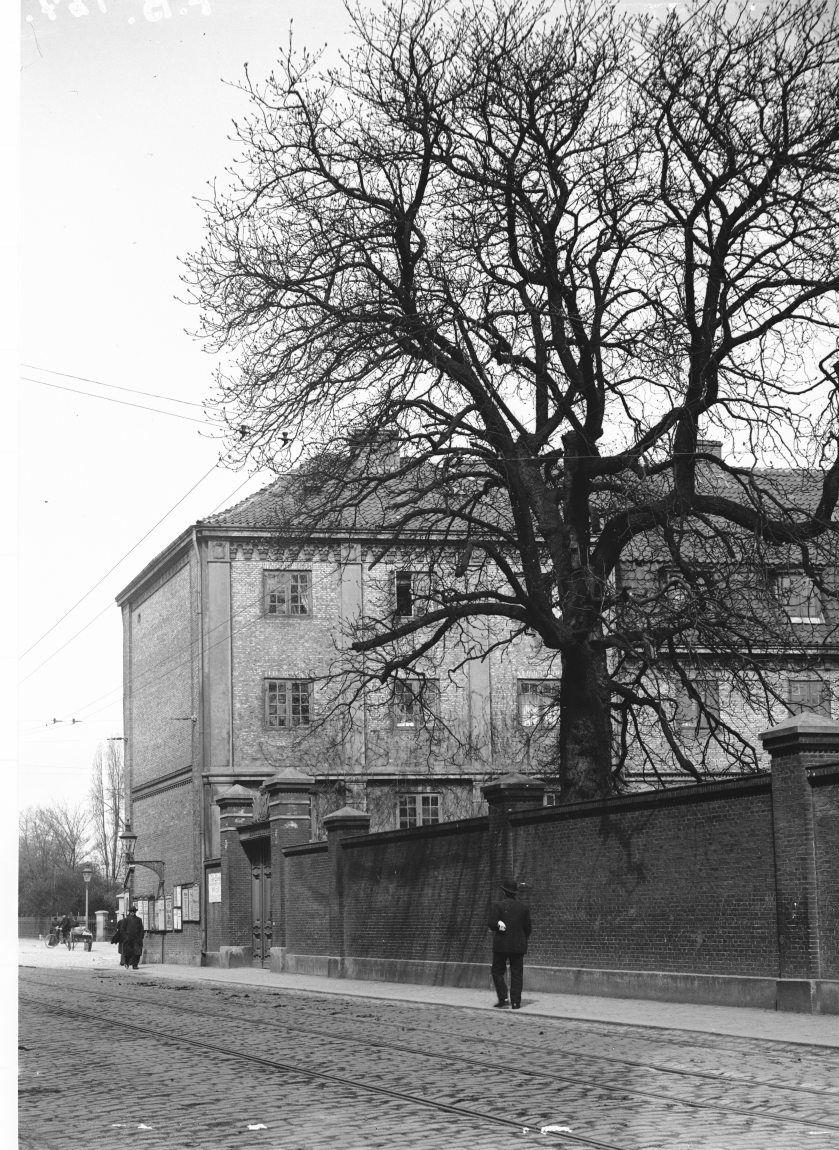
[[264, 679, 311, 728], [678, 677, 720, 732], [774, 572, 824, 623], [398, 793, 440, 828], [392, 678, 438, 727], [394, 571, 432, 618], [264, 570, 312, 617], [395, 571, 414, 617], [543, 792, 558, 807], [518, 680, 559, 728], [788, 676, 831, 718]]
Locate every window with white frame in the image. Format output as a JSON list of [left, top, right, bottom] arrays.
[[264, 570, 312, 617], [678, 677, 720, 732], [264, 679, 311, 728], [392, 678, 438, 727], [787, 676, 831, 718], [774, 572, 824, 623], [398, 792, 440, 828], [518, 679, 559, 728]]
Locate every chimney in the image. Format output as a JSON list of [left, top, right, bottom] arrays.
[[696, 438, 722, 459]]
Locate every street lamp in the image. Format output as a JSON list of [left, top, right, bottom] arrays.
[[82, 863, 93, 931], [119, 821, 165, 890]]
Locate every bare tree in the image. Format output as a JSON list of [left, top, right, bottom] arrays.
[[185, 0, 839, 799], [19, 802, 91, 915], [89, 740, 125, 884]]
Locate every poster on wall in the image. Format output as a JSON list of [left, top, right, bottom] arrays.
[[165, 897, 174, 932], [207, 871, 221, 904], [173, 908, 182, 932], [156, 897, 165, 932]]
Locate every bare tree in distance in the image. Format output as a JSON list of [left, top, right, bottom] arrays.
[[185, 0, 839, 800], [89, 740, 125, 885], [19, 802, 91, 915]]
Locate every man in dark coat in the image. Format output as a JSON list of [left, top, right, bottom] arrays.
[[487, 877, 531, 1009], [122, 906, 145, 970], [111, 914, 127, 966]]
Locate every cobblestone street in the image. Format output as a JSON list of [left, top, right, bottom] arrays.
[[17, 945, 839, 1150]]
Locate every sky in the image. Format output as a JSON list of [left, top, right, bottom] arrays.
[[15, 0, 354, 815], [11, 0, 774, 821]]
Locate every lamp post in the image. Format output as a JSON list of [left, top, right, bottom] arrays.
[[82, 863, 93, 931], [119, 821, 165, 889]]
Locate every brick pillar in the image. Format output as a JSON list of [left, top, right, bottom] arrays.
[[760, 713, 839, 1012], [323, 807, 371, 977], [216, 784, 256, 965], [481, 774, 545, 894], [264, 768, 315, 968]]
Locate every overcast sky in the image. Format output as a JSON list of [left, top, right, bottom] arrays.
[[14, 0, 765, 819], [16, 0, 354, 814]]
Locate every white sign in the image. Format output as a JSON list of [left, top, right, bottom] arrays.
[[207, 871, 221, 903]]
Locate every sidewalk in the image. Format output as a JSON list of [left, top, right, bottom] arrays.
[[19, 938, 839, 1048]]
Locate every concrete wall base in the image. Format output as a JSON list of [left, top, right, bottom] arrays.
[[219, 945, 252, 969], [281, 952, 839, 1014]]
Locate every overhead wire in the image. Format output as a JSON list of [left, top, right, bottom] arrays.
[[21, 459, 224, 659], [17, 468, 265, 720], [21, 375, 220, 426], [21, 364, 209, 409]]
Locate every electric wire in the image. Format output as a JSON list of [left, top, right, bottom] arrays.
[[21, 364, 209, 408], [21, 459, 223, 659], [21, 376, 220, 427], [18, 469, 265, 723], [18, 467, 259, 689], [20, 549, 341, 739]]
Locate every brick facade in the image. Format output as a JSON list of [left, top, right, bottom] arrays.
[[272, 718, 839, 1012]]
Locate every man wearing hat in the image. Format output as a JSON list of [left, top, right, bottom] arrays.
[[487, 876, 531, 1009], [122, 905, 145, 971]]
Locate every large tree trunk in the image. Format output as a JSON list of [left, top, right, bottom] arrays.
[[558, 640, 612, 801]]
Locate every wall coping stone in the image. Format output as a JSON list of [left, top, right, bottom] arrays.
[[760, 713, 839, 756], [283, 840, 329, 857], [216, 784, 255, 808], [508, 773, 772, 826], [263, 768, 315, 794], [482, 773, 546, 804], [323, 807, 370, 833], [340, 814, 489, 849]]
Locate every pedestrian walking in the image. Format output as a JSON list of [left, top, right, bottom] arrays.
[[488, 876, 531, 1010], [122, 906, 145, 970], [110, 913, 128, 966]]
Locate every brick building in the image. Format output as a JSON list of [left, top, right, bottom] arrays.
[[116, 474, 561, 962], [117, 458, 837, 965]]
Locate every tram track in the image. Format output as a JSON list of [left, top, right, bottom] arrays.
[[20, 992, 624, 1150], [19, 974, 839, 1138]]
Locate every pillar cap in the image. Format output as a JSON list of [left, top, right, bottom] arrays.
[[216, 784, 255, 808], [263, 767, 315, 795], [323, 806, 370, 833], [760, 713, 839, 756], [482, 773, 545, 804]]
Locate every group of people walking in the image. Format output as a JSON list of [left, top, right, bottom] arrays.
[[111, 906, 145, 969]]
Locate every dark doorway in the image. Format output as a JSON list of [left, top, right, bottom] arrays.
[[250, 840, 272, 966]]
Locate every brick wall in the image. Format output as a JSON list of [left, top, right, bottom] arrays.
[[342, 821, 491, 966], [128, 558, 194, 788], [284, 844, 330, 956], [131, 778, 201, 965], [813, 770, 839, 979], [279, 763, 839, 1009], [514, 781, 778, 975]]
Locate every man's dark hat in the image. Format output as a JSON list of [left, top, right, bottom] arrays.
[[129, 905, 138, 912], [500, 877, 518, 894]]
